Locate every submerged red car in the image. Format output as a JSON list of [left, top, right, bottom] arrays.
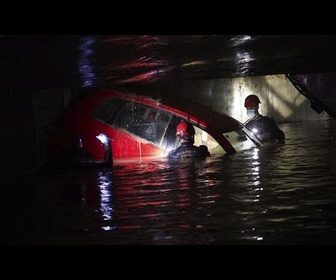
[[45, 87, 262, 168]]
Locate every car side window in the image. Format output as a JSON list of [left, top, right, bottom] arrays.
[[113, 101, 171, 146], [93, 97, 123, 124]]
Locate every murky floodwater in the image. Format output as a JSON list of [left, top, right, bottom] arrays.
[[1, 119, 336, 245]]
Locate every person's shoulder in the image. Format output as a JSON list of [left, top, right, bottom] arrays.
[[167, 146, 179, 157], [260, 115, 276, 123], [198, 145, 209, 151], [198, 145, 210, 157], [259, 114, 271, 120]]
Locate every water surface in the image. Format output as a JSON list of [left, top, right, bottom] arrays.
[[1, 119, 336, 245]]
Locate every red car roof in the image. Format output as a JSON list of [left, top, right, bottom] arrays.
[[90, 87, 243, 134]]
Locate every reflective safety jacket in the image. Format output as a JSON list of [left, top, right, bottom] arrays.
[[245, 115, 285, 144], [168, 142, 210, 160]]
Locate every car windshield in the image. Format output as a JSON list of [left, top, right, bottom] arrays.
[[94, 97, 172, 146], [113, 101, 172, 145]]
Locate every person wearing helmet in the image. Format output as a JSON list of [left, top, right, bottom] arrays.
[[168, 120, 210, 160], [244, 94, 285, 144]]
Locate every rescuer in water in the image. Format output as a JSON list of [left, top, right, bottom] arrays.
[[244, 94, 285, 144], [168, 120, 210, 161]]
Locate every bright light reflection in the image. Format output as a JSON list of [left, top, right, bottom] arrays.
[[229, 35, 253, 47], [181, 60, 207, 67], [96, 170, 114, 230], [77, 36, 97, 87], [96, 133, 109, 144], [236, 51, 255, 64], [102, 225, 117, 231], [229, 36, 256, 77], [252, 165, 259, 171], [252, 148, 259, 160], [235, 51, 256, 76], [253, 180, 260, 186], [118, 69, 165, 83]]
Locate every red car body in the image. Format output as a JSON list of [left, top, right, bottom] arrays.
[[46, 87, 262, 166]]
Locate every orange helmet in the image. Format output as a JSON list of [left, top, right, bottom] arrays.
[[244, 94, 261, 108], [176, 121, 195, 142]]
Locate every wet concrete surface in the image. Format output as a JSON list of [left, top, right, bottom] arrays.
[[1, 35, 336, 91]]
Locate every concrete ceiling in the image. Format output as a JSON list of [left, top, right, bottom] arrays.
[[1, 35, 336, 91]]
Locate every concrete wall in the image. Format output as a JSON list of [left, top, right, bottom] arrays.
[[157, 74, 330, 124]]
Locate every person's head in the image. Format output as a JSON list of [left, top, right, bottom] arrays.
[[176, 120, 195, 144], [244, 94, 261, 119]]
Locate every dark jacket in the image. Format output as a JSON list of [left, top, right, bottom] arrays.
[[168, 142, 210, 160], [245, 115, 285, 143]]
